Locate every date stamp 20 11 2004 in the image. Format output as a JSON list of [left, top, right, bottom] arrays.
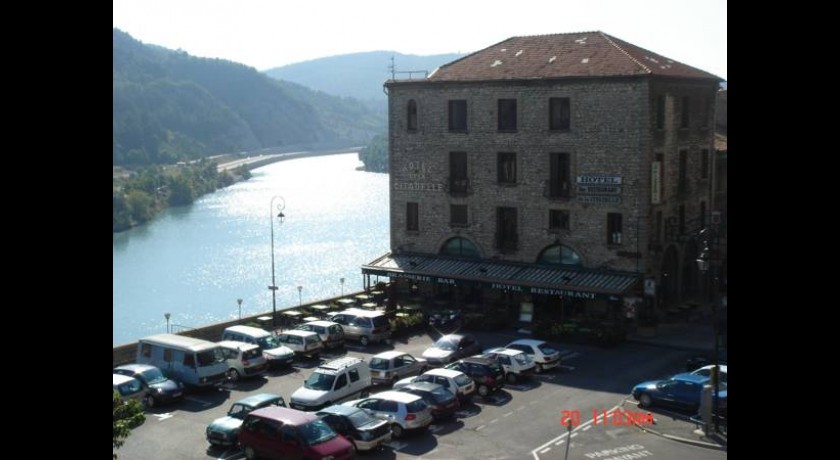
[[561, 409, 654, 427]]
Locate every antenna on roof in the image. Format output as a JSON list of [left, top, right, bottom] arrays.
[[389, 55, 430, 81]]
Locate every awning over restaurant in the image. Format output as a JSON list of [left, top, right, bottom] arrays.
[[362, 253, 642, 300]]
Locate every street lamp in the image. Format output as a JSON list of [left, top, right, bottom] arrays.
[[269, 196, 286, 328], [696, 227, 721, 433], [297, 285, 303, 306], [164, 313, 171, 334], [237, 298, 243, 321], [340, 277, 345, 296]]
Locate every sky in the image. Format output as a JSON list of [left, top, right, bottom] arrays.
[[112, 0, 727, 81]]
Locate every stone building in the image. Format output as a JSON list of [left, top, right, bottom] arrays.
[[362, 32, 722, 327]]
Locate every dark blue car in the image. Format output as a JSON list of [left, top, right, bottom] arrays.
[[632, 373, 727, 414]]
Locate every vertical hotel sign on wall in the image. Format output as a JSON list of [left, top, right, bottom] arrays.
[[651, 161, 662, 204]]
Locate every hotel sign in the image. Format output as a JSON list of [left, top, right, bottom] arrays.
[[577, 185, 622, 195], [577, 175, 622, 185]]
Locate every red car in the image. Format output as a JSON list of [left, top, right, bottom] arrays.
[[238, 406, 355, 460]]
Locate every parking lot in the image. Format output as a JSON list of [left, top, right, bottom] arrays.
[[116, 328, 698, 460]]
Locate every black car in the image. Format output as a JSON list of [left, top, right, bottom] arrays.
[[315, 404, 392, 451], [113, 363, 184, 407], [444, 357, 505, 397], [396, 381, 459, 421], [427, 309, 462, 331]]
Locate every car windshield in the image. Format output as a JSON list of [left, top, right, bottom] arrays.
[[347, 408, 379, 428], [138, 367, 168, 385], [429, 386, 454, 402], [298, 419, 337, 446], [434, 338, 457, 351], [304, 372, 336, 391], [538, 343, 558, 355], [257, 336, 281, 349], [513, 353, 533, 365], [369, 358, 389, 370]]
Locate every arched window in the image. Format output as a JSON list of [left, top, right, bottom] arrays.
[[407, 100, 418, 131], [440, 237, 480, 258], [537, 244, 582, 266]]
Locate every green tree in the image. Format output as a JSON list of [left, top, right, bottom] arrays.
[[126, 190, 154, 223], [167, 175, 195, 206], [113, 192, 133, 232], [113, 391, 145, 459]]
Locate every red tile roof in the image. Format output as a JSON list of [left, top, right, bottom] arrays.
[[427, 31, 721, 82]]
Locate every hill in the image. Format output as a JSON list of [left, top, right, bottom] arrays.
[[113, 29, 383, 165], [263, 51, 465, 105]]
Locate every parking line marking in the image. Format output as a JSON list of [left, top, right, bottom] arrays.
[[583, 425, 592, 431], [539, 448, 551, 454], [554, 440, 565, 446], [489, 418, 498, 424], [570, 433, 579, 438], [152, 413, 174, 421], [476, 425, 486, 431], [184, 396, 213, 407], [503, 412, 513, 417]]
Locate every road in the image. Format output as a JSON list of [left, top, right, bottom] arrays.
[[116, 329, 723, 460]]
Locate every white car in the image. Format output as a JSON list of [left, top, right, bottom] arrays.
[[504, 339, 561, 373], [690, 364, 727, 383], [394, 368, 475, 402], [342, 390, 433, 438], [481, 347, 536, 383]]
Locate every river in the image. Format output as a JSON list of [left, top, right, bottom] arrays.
[[113, 152, 389, 346]]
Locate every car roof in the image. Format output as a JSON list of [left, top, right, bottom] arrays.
[[317, 404, 363, 417], [485, 348, 523, 357], [248, 406, 316, 425], [695, 364, 728, 373], [300, 320, 338, 327], [373, 351, 409, 360], [114, 363, 158, 373], [280, 330, 319, 338], [225, 325, 270, 337], [671, 373, 711, 384], [400, 381, 445, 393], [456, 357, 495, 365], [336, 308, 385, 318], [236, 393, 284, 407], [370, 390, 423, 404], [439, 333, 468, 341], [113, 374, 139, 385], [507, 339, 547, 347], [217, 340, 260, 351], [424, 368, 464, 378]]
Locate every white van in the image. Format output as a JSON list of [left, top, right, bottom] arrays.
[[329, 308, 391, 346], [136, 334, 228, 388], [289, 357, 371, 411], [221, 325, 295, 368]]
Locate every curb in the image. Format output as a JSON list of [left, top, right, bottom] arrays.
[[621, 399, 726, 451]]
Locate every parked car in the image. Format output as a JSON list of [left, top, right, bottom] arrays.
[[686, 349, 728, 372], [113, 363, 185, 407], [394, 368, 476, 403], [444, 357, 505, 397], [329, 308, 392, 346], [481, 347, 536, 383], [205, 393, 287, 447], [632, 373, 727, 414], [369, 351, 427, 386], [505, 339, 561, 373], [290, 357, 372, 411], [113, 373, 147, 407], [690, 364, 728, 383], [221, 325, 296, 368], [316, 404, 392, 452], [422, 333, 481, 367], [295, 320, 346, 350], [427, 309, 462, 331], [395, 381, 459, 421], [275, 329, 324, 359], [343, 390, 433, 438], [217, 340, 268, 381], [238, 406, 355, 460]]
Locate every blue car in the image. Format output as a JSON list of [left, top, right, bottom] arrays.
[[632, 373, 727, 414]]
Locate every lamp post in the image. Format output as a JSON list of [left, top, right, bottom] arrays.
[[297, 285, 303, 306], [340, 277, 345, 296], [164, 313, 171, 334], [237, 298, 243, 321], [696, 227, 721, 433], [269, 196, 286, 329]]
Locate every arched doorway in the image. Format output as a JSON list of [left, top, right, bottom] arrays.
[[536, 243, 583, 267], [439, 237, 481, 258]]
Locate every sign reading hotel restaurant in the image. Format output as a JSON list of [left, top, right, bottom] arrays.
[[491, 282, 598, 300], [576, 174, 622, 185], [577, 185, 622, 195]]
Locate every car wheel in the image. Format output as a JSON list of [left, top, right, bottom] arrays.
[[638, 393, 653, 408], [361, 389, 370, 398], [478, 385, 489, 397], [534, 363, 543, 374], [392, 423, 404, 438], [226, 368, 240, 382], [243, 445, 257, 460], [505, 373, 517, 384], [145, 395, 156, 408], [360, 336, 370, 346]]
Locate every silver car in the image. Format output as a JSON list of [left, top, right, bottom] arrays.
[[343, 390, 432, 438], [369, 351, 427, 385]]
